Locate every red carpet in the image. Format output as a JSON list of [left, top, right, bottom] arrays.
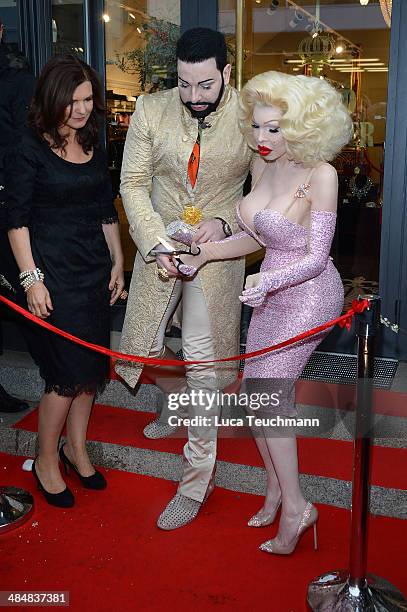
[[1, 452, 406, 612], [130, 367, 407, 418], [14, 405, 407, 491], [295, 379, 407, 418]]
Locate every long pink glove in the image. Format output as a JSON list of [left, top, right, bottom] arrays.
[[175, 231, 262, 275], [241, 210, 337, 307]]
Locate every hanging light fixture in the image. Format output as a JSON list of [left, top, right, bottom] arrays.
[[298, 32, 336, 75], [289, 9, 304, 29], [360, 0, 369, 5], [266, 0, 279, 16]]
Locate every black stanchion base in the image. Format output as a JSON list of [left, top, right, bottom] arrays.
[[307, 570, 407, 611], [0, 487, 34, 534]]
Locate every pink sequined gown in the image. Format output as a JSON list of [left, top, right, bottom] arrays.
[[237, 203, 344, 416]]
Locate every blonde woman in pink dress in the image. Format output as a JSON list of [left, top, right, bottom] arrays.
[[174, 71, 353, 555]]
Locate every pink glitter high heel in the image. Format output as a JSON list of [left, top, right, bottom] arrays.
[[247, 496, 282, 527]]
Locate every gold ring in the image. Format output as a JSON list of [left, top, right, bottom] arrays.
[[157, 267, 169, 281], [120, 290, 128, 300]]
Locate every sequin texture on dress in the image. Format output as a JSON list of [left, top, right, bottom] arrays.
[[241, 196, 344, 417]]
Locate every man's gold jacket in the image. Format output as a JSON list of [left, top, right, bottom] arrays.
[[116, 85, 253, 388]]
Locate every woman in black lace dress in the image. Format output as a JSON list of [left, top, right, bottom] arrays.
[[5, 54, 124, 507]]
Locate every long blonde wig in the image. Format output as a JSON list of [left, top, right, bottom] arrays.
[[239, 71, 354, 165]]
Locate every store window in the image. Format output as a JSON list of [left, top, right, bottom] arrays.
[[0, 1, 19, 47], [104, 0, 181, 272], [219, 0, 391, 308], [51, 0, 85, 58]]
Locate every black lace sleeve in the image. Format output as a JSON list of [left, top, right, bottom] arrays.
[[4, 139, 38, 230]]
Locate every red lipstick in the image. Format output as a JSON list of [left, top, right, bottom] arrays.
[[258, 146, 272, 156]]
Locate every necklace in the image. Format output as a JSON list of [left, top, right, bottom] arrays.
[[348, 175, 373, 200]]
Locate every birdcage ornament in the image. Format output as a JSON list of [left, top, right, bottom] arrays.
[[298, 33, 336, 76]]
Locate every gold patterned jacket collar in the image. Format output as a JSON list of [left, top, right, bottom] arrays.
[[179, 84, 234, 133]]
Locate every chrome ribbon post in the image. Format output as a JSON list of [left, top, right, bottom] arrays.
[[0, 487, 34, 534], [307, 295, 407, 611]]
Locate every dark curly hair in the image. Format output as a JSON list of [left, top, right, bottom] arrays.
[[28, 53, 105, 153]]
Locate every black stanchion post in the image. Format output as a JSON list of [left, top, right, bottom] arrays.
[[307, 295, 407, 611]]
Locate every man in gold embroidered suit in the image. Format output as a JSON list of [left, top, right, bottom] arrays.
[[116, 28, 252, 529]]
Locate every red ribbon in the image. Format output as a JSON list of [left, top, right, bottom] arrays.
[[338, 298, 370, 331], [0, 294, 369, 366]]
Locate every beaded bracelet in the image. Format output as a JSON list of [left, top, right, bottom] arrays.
[[19, 267, 43, 280], [19, 268, 44, 292]]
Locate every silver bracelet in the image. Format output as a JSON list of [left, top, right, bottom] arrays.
[[19, 268, 44, 292], [19, 267, 43, 280]]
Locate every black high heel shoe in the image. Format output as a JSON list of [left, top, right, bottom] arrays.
[[59, 445, 107, 490], [32, 458, 74, 508]]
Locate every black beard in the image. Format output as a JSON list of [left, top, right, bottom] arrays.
[[182, 77, 225, 119]]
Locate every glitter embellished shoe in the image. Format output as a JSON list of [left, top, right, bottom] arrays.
[[247, 497, 282, 527], [157, 477, 215, 530], [259, 502, 318, 555], [143, 419, 178, 439]]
